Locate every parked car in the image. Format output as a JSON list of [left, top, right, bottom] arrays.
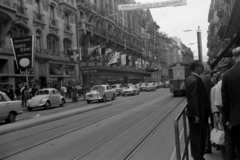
[[111, 84, 124, 96], [122, 85, 140, 96], [0, 91, 23, 123], [144, 83, 157, 92], [26, 88, 65, 111], [86, 85, 116, 104], [139, 83, 147, 91]]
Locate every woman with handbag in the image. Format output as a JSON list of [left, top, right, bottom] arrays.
[[212, 68, 228, 160]]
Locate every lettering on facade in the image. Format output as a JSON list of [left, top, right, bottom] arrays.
[[82, 70, 97, 74]]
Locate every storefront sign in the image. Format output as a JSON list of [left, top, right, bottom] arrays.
[[11, 36, 34, 70], [118, 0, 186, 10], [82, 70, 97, 74]]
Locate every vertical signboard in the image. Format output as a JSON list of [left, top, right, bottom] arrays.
[[11, 36, 34, 70], [10, 36, 35, 86]]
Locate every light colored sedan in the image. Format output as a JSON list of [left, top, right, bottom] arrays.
[[26, 88, 65, 111], [86, 85, 116, 104], [0, 91, 23, 123], [111, 84, 124, 96], [122, 85, 140, 96]]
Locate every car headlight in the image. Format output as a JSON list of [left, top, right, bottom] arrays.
[[38, 99, 45, 105]]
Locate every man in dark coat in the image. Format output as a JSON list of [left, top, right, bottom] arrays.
[[8, 85, 14, 100], [186, 60, 211, 160], [222, 47, 240, 160], [200, 72, 213, 153]]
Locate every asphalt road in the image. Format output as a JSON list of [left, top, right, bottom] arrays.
[[0, 88, 186, 160]]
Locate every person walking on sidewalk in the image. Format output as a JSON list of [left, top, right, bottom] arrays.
[[222, 47, 240, 160], [15, 85, 21, 100], [186, 60, 211, 160]]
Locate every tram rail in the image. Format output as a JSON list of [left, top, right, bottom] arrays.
[[0, 92, 173, 159]]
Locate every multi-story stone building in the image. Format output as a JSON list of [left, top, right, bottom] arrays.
[[0, 0, 79, 90], [181, 43, 194, 64], [207, 0, 240, 69], [76, 0, 163, 86]]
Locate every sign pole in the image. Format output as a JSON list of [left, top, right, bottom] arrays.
[[26, 69, 29, 87]]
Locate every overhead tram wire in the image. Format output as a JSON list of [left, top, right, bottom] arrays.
[[159, 8, 180, 38]]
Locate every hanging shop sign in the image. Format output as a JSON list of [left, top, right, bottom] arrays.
[[118, 0, 187, 10], [82, 70, 97, 74], [10, 36, 34, 70]]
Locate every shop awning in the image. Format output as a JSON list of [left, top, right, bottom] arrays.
[[146, 68, 159, 72], [211, 31, 240, 69], [81, 66, 152, 76], [211, 0, 240, 69]]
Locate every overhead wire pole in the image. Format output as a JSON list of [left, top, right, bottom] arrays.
[[197, 26, 203, 63]]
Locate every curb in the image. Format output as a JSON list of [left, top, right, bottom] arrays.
[[0, 102, 112, 136]]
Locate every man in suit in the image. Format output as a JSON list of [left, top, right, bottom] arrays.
[[222, 47, 240, 160], [200, 72, 213, 153], [186, 60, 211, 160]]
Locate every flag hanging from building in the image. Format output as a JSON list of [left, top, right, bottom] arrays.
[[108, 52, 120, 65], [88, 45, 102, 61], [121, 54, 126, 65], [135, 59, 142, 68], [67, 48, 81, 62]]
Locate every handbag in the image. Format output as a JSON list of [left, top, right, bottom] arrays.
[[210, 128, 224, 145]]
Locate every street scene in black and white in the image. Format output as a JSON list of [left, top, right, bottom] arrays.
[[1, 0, 240, 160]]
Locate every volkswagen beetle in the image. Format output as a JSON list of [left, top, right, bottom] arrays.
[[26, 88, 65, 111]]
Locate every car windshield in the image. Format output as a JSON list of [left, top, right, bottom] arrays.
[[111, 85, 116, 89], [36, 90, 49, 95], [92, 86, 104, 91]]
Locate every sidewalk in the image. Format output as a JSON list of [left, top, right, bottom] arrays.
[[203, 147, 221, 160], [189, 146, 221, 160]]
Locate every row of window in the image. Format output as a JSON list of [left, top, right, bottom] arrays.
[[10, 25, 71, 53], [16, 0, 71, 26]]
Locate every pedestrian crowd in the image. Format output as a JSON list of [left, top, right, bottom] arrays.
[[0, 82, 88, 107], [185, 46, 240, 160]]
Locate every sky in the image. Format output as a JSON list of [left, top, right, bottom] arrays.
[[134, 0, 211, 62]]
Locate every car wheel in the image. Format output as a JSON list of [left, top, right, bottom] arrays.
[[27, 107, 33, 111], [45, 102, 50, 110], [87, 100, 91, 104], [6, 112, 16, 123], [137, 91, 140, 95], [122, 94, 125, 97], [112, 94, 115, 101], [60, 99, 65, 107]]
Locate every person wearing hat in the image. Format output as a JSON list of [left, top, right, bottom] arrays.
[[222, 47, 240, 160]]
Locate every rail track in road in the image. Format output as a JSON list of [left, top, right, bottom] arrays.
[[71, 97, 185, 160], [0, 90, 176, 159]]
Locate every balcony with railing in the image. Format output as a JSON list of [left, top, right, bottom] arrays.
[[0, 0, 17, 15], [92, 26, 106, 37], [34, 11, 43, 21], [33, 11, 45, 28], [50, 18, 58, 27], [88, 2, 106, 17], [15, 4, 24, 14], [64, 23, 72, 33]]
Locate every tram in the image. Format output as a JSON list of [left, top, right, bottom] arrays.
[[168, 62, 191, 96]]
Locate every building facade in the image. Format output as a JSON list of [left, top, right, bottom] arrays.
[[0, 0, 79, 90], [76, 0, 163, 87], [207, 0, 240, 69], [181, 43, 194, 63]]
